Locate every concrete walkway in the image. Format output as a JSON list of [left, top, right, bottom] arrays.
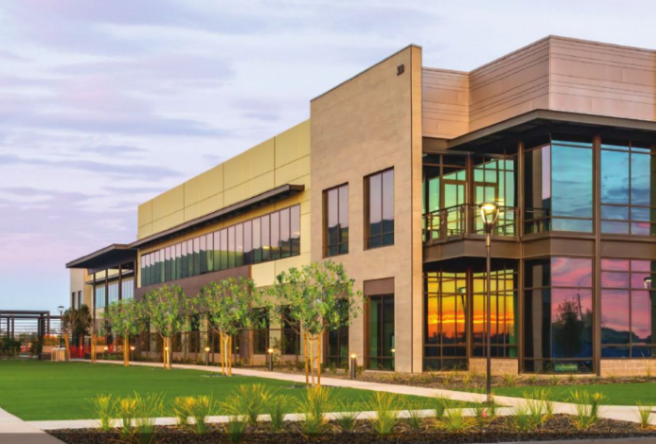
[[58, 359, 656, 429], [0, 406, 64, 444]]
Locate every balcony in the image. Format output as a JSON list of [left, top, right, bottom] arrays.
[[423, 204, 519, 244]]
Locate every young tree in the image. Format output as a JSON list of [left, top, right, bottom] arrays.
[[268, 260, 362, 386], [61, 305, 93, 361], [105, 299, 144, 366], [195, 277, 263, 376], [142, 284, 190, 369]]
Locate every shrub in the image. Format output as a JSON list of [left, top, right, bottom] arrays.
[[134, 393, 164, 444], [268, 394, 292, 432], [117, 396, 138, 439], [334, 402, 359, 432], [224, 415, 247, 443], [405, 399, 424, 431], [502, 374, 517, 388], [89, 394, 114, 431], [434, 394, 451, 419], [637, 402, 654, 430], [440, 408, 472, 433], [510, 405, 538, 432], [569, 390, 606, 431], [369, 392, 400, 436], [524, 388, 554, 424], [188, 396, 213, 435], [296, 387, 335, 435], [223, 384, 277, 425]]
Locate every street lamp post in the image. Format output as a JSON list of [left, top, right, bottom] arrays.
[[479, 202, 500, 404]]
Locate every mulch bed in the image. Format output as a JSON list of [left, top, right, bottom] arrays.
[[49, 415, 656, 444]]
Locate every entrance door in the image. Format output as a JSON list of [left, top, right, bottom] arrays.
[[367, 295, 395, 370]]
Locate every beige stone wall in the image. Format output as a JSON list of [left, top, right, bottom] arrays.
[[69, 269, 93, 308], [469, 358, 519, 376], [310, 45, 424, 373], [421, 36, 656, 139], [600, 359, 656, 377]]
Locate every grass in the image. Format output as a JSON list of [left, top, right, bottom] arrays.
[[492, 382, 656, 406], [0, 361, 455, 421]]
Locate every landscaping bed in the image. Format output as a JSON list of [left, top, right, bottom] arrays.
[[49, 416, 656, 444]]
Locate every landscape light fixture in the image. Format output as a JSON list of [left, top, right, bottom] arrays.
[[479, 201, 500, 404], [267, 348, 274, 371], [205, 346, 211, 366], [350, 353, 357, 379], [130, 345, 135, 361]]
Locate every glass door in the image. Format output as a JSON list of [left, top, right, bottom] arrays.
[[367, 295, 395, 370]]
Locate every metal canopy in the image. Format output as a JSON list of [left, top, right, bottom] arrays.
[[66, 244, 136, 270], [446, 110, 656, 151]]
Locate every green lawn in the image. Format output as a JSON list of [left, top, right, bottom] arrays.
[[492, 383, 656, 406], [0, 361, 446, 421]]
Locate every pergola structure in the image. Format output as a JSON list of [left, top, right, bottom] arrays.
[[0, 310, 61, 339]]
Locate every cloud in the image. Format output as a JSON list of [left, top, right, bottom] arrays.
[[0, 154, 183, 180]]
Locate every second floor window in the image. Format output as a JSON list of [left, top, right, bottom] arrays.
[[366, 169, 394, 248], [324, 184, 349, 256]]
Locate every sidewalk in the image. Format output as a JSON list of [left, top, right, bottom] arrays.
[[0, 406, 65, 444], [69, 359, 656, 427]]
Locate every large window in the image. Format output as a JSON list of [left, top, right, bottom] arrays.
[[366, 169, 394, 249], [140, 205, 301, 287], [424, 271, 467, 370], [601, 259, 656, 358], [601, 139, 656, 235], [324, 184, 349, 257], [423, 154, 467, 241], [472, 268, 518, 358], [95, 286, 106, 309], [524, 257, 593, 373], [524, 135, 593, 233]]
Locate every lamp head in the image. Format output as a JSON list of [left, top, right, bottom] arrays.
[[130, 346, 135, 351], [267, 348, 274, 354], [479, 202, 500, 233], [204, 347, 210, 352], [350, 353, 357, 359]]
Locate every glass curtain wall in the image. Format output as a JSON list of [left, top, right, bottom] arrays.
[[424, 271, 467, 370], [601, 139, 656, 235], [141, 205, 301, 287], [472, 268, 518, 357], [424, 264, 518, 370], [423, 154, 467, 241], [472, 155, 517, 235], [601, 259, 656, 358], [524, 135, 593, 234], [523, 257, 593, 373]]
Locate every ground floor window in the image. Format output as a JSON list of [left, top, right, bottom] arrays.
[[601, 258, 656, 358], [472, 269, 518, 358], [523, 257, 593, 373], [326, 326, 349, 368], [367, 294, 395, 370], [424, 265, 517, 370], [424, 272, 467, 370]]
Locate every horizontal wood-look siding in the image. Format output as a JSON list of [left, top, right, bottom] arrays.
[[468, 38, 550, 132], [422, 68, 469, 138], [549, 37, 656, 122]]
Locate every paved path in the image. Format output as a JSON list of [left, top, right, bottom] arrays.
[[0, 406, 65, 444], [59, 359, 656, 428]]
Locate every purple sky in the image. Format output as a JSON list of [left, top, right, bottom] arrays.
[[1, 1, 655, 314]]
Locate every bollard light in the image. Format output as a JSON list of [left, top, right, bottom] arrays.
[[205, 347, 211, 366], [267, 348, 274, 371], [349, 353, 357, 379], [130, 345, 135, 362]]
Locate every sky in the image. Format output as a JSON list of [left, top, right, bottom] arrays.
[[1, 0, 656, 315]]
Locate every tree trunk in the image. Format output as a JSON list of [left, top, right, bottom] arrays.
[[63, 333, 70, 361], [219, 333, 225, 376], [303, 331, 309, 387], [228, 335, 233, 376], [317, 333, 322, 387], [123, 337, 130, 367], [91, 334, 97, 363]]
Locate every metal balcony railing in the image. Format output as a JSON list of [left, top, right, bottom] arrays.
[[423, 204, 519, 244]]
